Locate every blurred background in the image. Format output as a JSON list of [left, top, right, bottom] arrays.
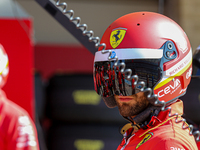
[[0, 0, 200, 149]]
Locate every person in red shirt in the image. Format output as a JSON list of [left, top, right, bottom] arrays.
[[0, 44, 39, 150], [112, 65, 117, 93], [93, 12, 198, 149], [116, 66, 124, 95], [197, 142, 200, 149], [94, 66, 101, 94], [107, 64, 113, 92]]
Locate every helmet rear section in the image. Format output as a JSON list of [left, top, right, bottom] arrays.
[[93, 12, 192, 107]]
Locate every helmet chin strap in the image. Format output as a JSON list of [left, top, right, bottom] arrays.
[[132, 104, 160, 124], [123, 104, 161, 127], [120, 104, 161, 136]]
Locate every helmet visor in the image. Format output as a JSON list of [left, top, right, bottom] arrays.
[[94, 59, 162, 97]]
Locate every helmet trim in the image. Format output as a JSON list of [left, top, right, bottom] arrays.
[[94, 48, 163, 62]]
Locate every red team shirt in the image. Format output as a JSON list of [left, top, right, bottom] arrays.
[[117, 100, 198, 150], [197, 141, 200, 149], [0, 89, 39, 150]]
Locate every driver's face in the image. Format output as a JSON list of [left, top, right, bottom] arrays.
[[114, 91, 149, 118]]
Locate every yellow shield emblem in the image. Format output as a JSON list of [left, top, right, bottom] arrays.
[[110, 28, 127, 49]]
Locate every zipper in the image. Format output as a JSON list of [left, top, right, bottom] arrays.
[[121, 134, 135, 150]]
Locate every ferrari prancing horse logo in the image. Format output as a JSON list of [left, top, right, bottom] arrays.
[[110, 28, 127, 49], [136, 133, 153, 149]]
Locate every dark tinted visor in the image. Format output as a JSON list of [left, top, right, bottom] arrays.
[[94, 59, 162, 97]]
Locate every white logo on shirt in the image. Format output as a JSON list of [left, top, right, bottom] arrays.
[[170, 147, 185, 150], [16, 116, 37, 148]]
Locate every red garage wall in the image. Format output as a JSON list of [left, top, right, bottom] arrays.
[[0, 18, 34, 120], [34, 44, 94, 80]]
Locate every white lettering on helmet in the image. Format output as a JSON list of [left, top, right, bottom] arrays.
[[186, 67, 192, 79], [158, 79, 181, 98]]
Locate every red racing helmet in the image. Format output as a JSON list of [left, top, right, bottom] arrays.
[[0, 44, 9, 88], [93, 12, 192, 108]]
